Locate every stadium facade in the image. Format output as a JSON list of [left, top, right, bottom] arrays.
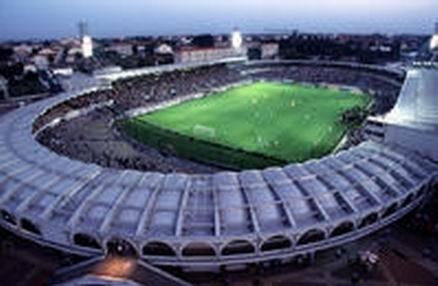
[[0, 58, 437, 272], [365, 63, 438, 161]]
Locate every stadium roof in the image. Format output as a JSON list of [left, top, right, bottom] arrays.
[[0, 61, 436, 267], [0, 88, 435, 238]]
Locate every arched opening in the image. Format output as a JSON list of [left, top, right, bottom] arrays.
[[106, 238, 138, 258], [73, 233, 102, 250], [0, 209, 16, 226], [20, 218, 41, 236], [143, 241, 176, 257], [297, 229, 325, 246], [401, 194, 414, 208], [330, 221, 355, 237], [359, 212, 378, 228], [221, 240, 255, 256], [182, 242, 216, 257], [261, 235, 292, 252], [382, 203, 398, 218]]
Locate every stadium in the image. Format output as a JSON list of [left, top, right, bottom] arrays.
[[0, 54, 437, 277]]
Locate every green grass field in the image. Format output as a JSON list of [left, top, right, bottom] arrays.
[[123, 82, 370, 169]]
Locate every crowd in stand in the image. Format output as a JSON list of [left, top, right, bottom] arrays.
[[37, 64, 241, 173], [36, 63, 403, 173], [247, 65, 401, 115], [112, 64, 243, 110], [38, 106, 220, 173]]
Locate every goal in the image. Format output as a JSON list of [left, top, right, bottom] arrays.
[[193, 124, 216, 139]]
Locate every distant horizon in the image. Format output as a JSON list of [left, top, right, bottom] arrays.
[[0, 28, 433, 44], [1, 0, 437, 42]]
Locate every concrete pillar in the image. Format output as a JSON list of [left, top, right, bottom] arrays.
[[0, 79, 9, 100], [308, 252, 316, 264]]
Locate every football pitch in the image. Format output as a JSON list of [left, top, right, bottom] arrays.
[[123, 82, 370, 169]]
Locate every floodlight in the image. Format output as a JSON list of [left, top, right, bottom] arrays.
[[231, 30, 242, 50], [82, 35, 93, 58]]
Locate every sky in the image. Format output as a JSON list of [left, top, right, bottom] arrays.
[[0, 0, 437, 41]]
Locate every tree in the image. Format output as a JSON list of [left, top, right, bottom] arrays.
[[0, 47, 13, 62]]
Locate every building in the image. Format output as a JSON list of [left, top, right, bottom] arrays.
[[261, 43, 279, 60], [175, 30, 246, 64], [154, 44, 174, 65], [174, 46, 238, 64], [13, 44, 33, 60], [154, 44, 173, 55], [32, 55, 50, 69], [66, 47, 83, 64], [106, 44, 134, 57]]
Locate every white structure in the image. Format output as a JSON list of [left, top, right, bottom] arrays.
[[0, 76, 9, 99], [431, 22, 438, 61], [231, 29, 243, 50], [430, 34, 438, 51], [386, 67, 438, 125], [365, 27, 438, 161], [81, 35, 93, 58], [155, 44, 173, 55], [53, 67, 74, 77], [380, 66, 438, 161], [79, 22, 93, 58]]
